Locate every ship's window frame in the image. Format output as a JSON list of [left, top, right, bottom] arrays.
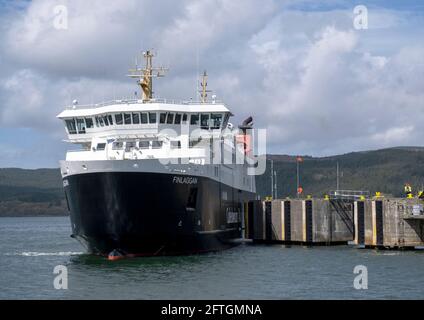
[[141, 112, 148, 124], [200, 113, 210, 129], [170, 140, 181, 149], [132, 112, 140, 124], [190, 113, 200, 126], [174, 113, 182, 124], [189, 137, 202, 148], [182, 113, 188, 123], [152, 140, 163, 149], [98, 116, 105, 127], [102, 115, 109, 126], [115, 113, 123, 125], [210, 113, 223, 129], [65, 119, 77, 134], [222, 113, 230, 128], [125, 141, 136, 152], [112, 141, 123, 150], [138, 140, 150, 149], [95, 116, 100, 127], [149, 112, 157, 124], [76, 118, 86, 134], [167, 112, 175, 124], [96, 143, 106, 150], [124, 113, 132, 125], [159, 113, 167, 124], [108, 114, 113, 125], [85, 117, 94, 129]]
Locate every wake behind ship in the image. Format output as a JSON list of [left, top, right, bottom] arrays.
[[57, 51, 257, 257]]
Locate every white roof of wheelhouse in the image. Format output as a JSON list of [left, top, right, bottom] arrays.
[[57, 102, 232, 119]]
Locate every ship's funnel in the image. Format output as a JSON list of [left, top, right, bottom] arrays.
[[240, 116, 253, 129]]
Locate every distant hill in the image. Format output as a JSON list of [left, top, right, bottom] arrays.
[[0, 168, 66, 216], [1, 147, 424, 216], [257, 147, 424, 198]]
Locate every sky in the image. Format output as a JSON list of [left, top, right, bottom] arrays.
[[0, 0, 423, 168]]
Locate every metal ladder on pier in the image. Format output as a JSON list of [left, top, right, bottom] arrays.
[[329, 199, 354, 235], [328, 190, 370, 236]]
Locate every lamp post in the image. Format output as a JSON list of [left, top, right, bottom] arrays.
[[274, 170, 277, 199], [271, 159, 274, 199], [336, 161, 340, 191], [270, 159, 278, 199], [296, 156, 303, 198]]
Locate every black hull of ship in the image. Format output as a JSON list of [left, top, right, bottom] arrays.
[[63, 171, 255, 256]]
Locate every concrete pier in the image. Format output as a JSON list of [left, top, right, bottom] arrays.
[[245, 197, 424, 249], [353, 198, 424, 248], [245, 198, 354, 245]]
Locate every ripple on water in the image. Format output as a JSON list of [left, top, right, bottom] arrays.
[[1, 217, 424, 299]]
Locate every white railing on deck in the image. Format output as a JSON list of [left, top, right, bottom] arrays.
[[329, 190, 370, 200], [66, 147, 206, 161], [65, 98, 222, 110]]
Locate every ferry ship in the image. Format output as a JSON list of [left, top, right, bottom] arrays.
[[57, 51, 256, 258]]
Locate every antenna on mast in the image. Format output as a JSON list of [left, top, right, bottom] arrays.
[[127, 50, 168, 102], [199, 70, 212, 103]]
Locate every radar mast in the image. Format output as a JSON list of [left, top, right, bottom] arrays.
[[199, 70, 212, 103], [127, 50, 168, 102]]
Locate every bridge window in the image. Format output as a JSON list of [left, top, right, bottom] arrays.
[[76, 118, 86, 133], [167, 113, 175, 124], [152, 140, 163, 149], [201, 113, 210, 129], [115, 113, 123, 125], [139, 140, 150, 149], [124, 113, 131, 125], [210, 113, 223, 129], [190, 114, 199, 125], [125, 141, 136, 152], [175, 113, 182, 124], [149, 112, 157, 124], [141, 112, 148, 124], [96, 143, 106, 150], [112, 141, 123, 150], [85, 117, 94, 129], [96, 116, 105, 127], [102, 115, 109, 126], [182, 113, 188, 123], [108, 115, 113, 125], [65, 119, 77, 134], [132, 113, 140, 124], [160, 113, 167, 124]]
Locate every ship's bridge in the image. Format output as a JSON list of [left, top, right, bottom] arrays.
[[57, 50, 243, 163], [57, 99, 232, 143]]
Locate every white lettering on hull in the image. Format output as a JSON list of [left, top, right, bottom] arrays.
[[172, 176, 198, 185]]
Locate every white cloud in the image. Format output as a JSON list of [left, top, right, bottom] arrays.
[[3, 0, 190, 78], [0, 0, 424, 167], [370, 126, 415, 145], [0, 68, 133, 134]]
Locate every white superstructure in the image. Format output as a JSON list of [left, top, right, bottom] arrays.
[[57, 100, 230, 159]]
